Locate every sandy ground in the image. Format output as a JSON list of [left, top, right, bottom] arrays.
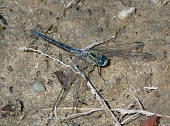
[[0, 0, 170, 126]]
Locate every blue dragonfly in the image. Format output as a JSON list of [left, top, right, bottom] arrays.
[[30, 30, 156, 115], [31, 30, 108, 66], [31, 31, 156, 67]]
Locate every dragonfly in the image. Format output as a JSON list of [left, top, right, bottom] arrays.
[[30, 31, 156, 121], [31, 30, 156, 67]]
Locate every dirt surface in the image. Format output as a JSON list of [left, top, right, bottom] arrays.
[[0, 0, 170, 126]]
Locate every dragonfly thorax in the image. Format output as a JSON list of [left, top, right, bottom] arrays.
[[82, 51, 108, 66]]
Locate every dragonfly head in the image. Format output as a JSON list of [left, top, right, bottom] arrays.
[[97, 55, 108, 66]]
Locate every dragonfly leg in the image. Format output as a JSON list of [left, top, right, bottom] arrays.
[[86, 65, 95, 79], [86, 65, 106, 84], [97, 66, 106, 84]]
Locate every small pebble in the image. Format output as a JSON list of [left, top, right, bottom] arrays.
[[31, 80, 46, 93], [140, 115, 159, 126], [9, 86, 13, 93], [6, 66, 13, 72], [27, 109, 38, 115], [118, 7, 136, 20]]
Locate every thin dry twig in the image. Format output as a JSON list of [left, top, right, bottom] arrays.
[[53, 104, 57, 118], [42, 107, 170, 121], [19, 46, 78, 73], [111, 108, 167, 117], [121, 113, 139, 125], [144, 87, 158, 90], [42, 107, 170, 118], [119, 102, 135, 121], [82, 35, 116, 50], [120, 94, 144, 124], [132, 95, 144, 110], [65, 0, 81, 9], [60, 108, 101, 121]]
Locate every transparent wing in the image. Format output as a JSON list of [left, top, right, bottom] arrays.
[[91, 42, 144, 56], [54, 56, 88, 115], [90, 42, 156, 61]]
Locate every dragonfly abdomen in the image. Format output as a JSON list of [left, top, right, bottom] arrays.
[[31, 31, 80, 54]]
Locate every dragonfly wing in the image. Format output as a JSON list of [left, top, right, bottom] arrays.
[[55, 56, 88, 114], [91, 42, 156, 61], [117, 52, 157, 61], [91, 42, 144, 57], [54, 67, 77, 108], [71, 57, 89, 113]]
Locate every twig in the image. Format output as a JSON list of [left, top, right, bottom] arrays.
[[60, 108, 101, 120], [53, 104, 57, 118], [119, 102, 135, 121], [122, 94, 144, 124], [42, 107, 170, 118], [111, 108, 165, 117], [42, 107, 170, 120], [65, 0, 81, 9], [19, 46, 78, 73], [132, 95, 144, 110], [82, 35, 116, 50], [144, 87, 158, 90], [121, 113, 139, 125]]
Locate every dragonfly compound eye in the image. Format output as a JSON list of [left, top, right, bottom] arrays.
[[97, 55, 108, 66]]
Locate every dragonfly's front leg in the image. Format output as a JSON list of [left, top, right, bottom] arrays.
[[83, 64, 106, 83], [86, 65, 95, 79]]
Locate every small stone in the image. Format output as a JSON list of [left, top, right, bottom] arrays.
[[118, 7, 136, 20], [27, 109, 38, 115], [140, 115, 159, 126], [6, 66, 13, 72], [31, 80, 46, 93]]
